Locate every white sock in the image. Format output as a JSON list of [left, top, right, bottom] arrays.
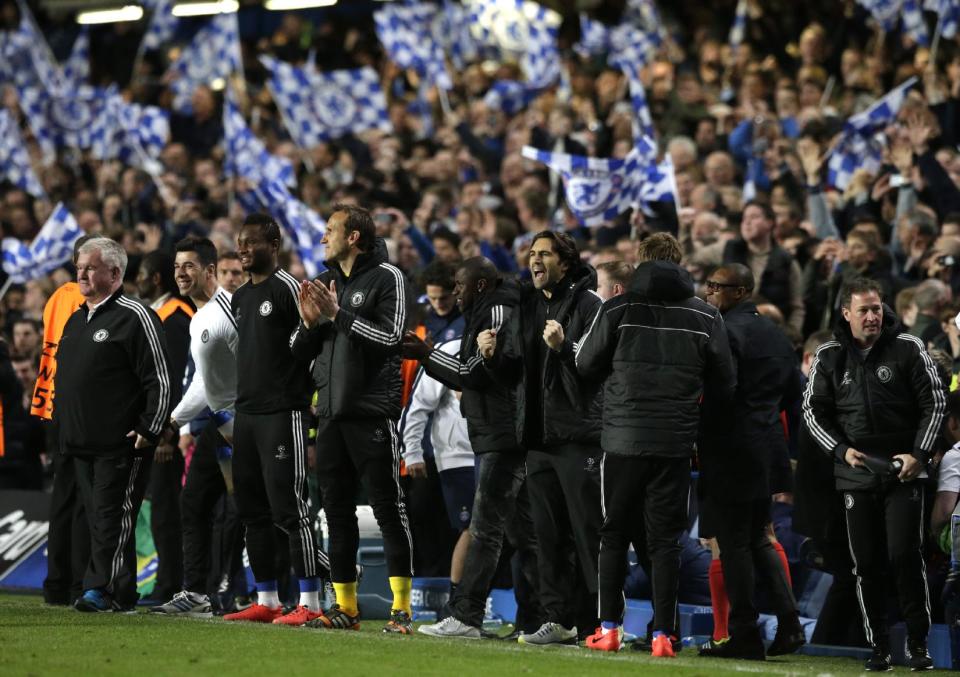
[[257, 589, 280, 609], [299, 589, 320, 612]]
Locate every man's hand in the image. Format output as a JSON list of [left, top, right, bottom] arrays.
[[402, 331, 432, 361], [299, 280, 323, 328], [127, 430, 152, 450], [477, 329, 497, 360], [797, 137, 824, 184], [312, 280, 340, 321], [907, 112, 933, 155], [890, 137, 914, 176], [407, 462, 427, 479], [178, 434, 193, 457], [543, 320, 565, 352], [893, 453, 922, 481], [845, 447, 867, 468], [155, 442, 175, 463]]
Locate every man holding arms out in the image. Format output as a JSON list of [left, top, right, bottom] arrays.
[[57, 238, 172, 612], [803, 277, 944, 671]]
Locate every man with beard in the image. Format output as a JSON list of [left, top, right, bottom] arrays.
[[291, 204, 414, 634], [803, 277, 944, 672], [698, 263, 804, 660], [478, 231, 603, 645], [225, 214, 329, 625], [405, 257, 541, 640]]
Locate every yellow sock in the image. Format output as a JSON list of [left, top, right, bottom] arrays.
[[332, 581, 358, 616], [389, 576, 412, 615]]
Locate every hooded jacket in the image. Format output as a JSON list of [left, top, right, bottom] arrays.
[[802, 306, 947, 490], [486, 263, 603, 449], [575, 260, 736, 457], [291, 239, 407, 420], [421, 277, 522, 454]]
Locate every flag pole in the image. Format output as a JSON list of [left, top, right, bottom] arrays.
[[931, 13, 945, 67], [0, 277, 14, 304]]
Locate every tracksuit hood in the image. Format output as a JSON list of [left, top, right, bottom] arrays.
[[630, 260, 695, 301]]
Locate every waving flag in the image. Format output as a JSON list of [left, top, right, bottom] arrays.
[[902, 0, 930, 45], [2, 203, 81, 283], [253, 178, 327, 278], [927, 0, 960, 38], [483, 80, 541, 115], [89, 89, 169, 176], [0, 110, 45, 198], [261, 56, 391, 149], [856, 0, 905, 31], [623, 0, 667, 46], [827, 77, 917, 190], [62, 28, 90, 89], [439, 0, 480, 68], [375, 2, 452, 90], [142, 0, 178, 51], [167, 13, 242, 114], [577, 15, 658, 73], [222, 89, 295, 188], [469, 0, 562, 88], [522, 137, 674, 227], [729, 0, 749, 52], [623, 66, 655, 148]]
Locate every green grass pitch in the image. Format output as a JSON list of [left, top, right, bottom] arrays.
[[0, 593, 923, 675]]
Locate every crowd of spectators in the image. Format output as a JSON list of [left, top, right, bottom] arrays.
[[4, 0, 960, 643]]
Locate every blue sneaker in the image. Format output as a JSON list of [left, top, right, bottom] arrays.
[[75, 588, 112, 613]]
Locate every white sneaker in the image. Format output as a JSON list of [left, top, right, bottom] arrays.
[[148, 590, 212, 618], [418, 615, 482, 639], [518, 622, 578, 646]]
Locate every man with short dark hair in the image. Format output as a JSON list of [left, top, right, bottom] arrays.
[[420, 260, 464, 344], [698, 263, 804, 660], [480, 231, 603, 646], [217, 251, 245, 294], [292, 204, 414, 633], [576, 233, 736, 656], [803, 277, 945, 672], [12, 318, 41, 359], [58, 238, 173, 612], [226, 214, 328, 625]]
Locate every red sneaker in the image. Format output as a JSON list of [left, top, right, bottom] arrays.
[[223, 603, 283, 623], [273, 605, 324, 626], [652, 634, 677, 658], [585, 626, 623, 652]]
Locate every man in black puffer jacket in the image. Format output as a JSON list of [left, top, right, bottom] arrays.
[[480, 231, 602, 645], [291, 204, 414, 633], [576, 233, 736, 656], [405, 256, 540, 640], [802, 277, 945, 672]]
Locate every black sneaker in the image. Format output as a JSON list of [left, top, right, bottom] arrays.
[[767, 620, 805, 656], [699, 631, 765, 661], [865, 646, 893, 672], [906, 639, 934, 671]]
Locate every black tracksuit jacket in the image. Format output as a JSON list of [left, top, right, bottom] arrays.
[[575, 260, 736, 457], [802, 309, 947, 491], [55, 289, 173, 455], [290, 241, 407, 421]]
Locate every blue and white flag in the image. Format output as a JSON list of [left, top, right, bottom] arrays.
[[439, 0, 480, 69], [743, 158, 758, 202], [483, 79, 541, 115], [903, 0, 930, 45], [577, 15, 657, 73], [142, 0, 178, 51], [469, 0, 562, 88], [167, 13, 242, 114], [222, 88, 295, 188], [522, 138, 673, 226], [261, 56, 391, 149], [624, 66, 655, 149], [62, 28, 90, 89], [252, 178, 326, 278], [926, 0, 960, 38], [729, 0, 749, 52], [856, 0, 904, 31], [827, 77, 917, 190], [2, 203, 81, 283], [0, 110, 45, 198], [89, 89, 169, 176], [375, 2, 452, 90], [623, 0, 667, 47]]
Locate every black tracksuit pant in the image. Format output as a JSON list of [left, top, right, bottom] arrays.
[[709, 496, 798, 638], [180, 422, 231, 594], [315, 417, 412, 582], [598, 453, 689, 633], [844, 481, 931, 648], [43, 446, 90, 605], [233, 410, 327, 582], [74, 450, 153, 606], [527, 446, 602, 630], [149, 451, 184, 599]]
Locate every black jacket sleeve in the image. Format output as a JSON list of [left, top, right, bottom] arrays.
[[132, 309, 173, 442], [332, 266, 407, 355], [801, 344, 851, 461]]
